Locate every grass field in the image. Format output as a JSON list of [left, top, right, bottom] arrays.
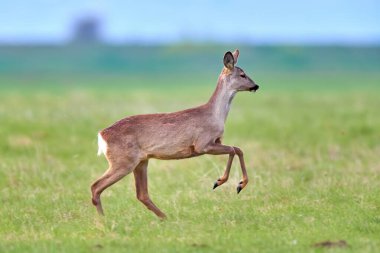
[[0, 46, 380, 252]]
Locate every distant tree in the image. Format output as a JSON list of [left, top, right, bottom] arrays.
[[72, 16, 102, 44]]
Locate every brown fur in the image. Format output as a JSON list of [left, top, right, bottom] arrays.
[[91, 49, 259, 218]]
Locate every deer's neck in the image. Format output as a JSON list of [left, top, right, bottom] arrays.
[[207, 77, 236, 123]]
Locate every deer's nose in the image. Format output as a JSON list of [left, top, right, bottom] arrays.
[[250, 84, 259, 92]]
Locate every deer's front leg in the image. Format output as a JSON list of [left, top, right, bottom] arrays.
[[233, 146, 249, 194], [213, 153, 235, 190], [199, 143, 236, 190], [200, 143, 249, 194]]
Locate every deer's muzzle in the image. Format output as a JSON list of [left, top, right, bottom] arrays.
[[249, 84, 259, 92]]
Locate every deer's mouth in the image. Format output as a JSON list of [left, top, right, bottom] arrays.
[[249, 85, 259, 92]]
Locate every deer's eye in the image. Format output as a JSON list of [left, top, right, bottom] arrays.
[[240, 73, 246, 78]]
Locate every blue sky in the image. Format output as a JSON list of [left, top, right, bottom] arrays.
[[0, 0, 379, 44]]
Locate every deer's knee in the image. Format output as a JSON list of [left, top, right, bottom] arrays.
[[136, 193, 149, 203], [91, 197, 99, 206], [91, 183, 101, 204], [225, 146, 236, 155], [233, 146, 243, 156], [91, 182, 99, 195]]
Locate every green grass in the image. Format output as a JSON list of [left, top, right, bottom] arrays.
[[0, 71, 379, 253]]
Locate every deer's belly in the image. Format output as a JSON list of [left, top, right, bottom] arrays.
[[146, 144, 200, 160]]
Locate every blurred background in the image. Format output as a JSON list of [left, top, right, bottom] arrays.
[[0, 0, 379, 88], [1, 2, 380, 251]]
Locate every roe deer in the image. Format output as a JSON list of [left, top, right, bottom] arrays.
[[91, 49, 259, 218]]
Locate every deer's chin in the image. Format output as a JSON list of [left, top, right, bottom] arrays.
[[237, 87, 255, 92]]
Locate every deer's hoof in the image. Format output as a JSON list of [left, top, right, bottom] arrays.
[[237, 185, 243, 194], [213, 178, 223, 190], [237, 181, 245, 194]]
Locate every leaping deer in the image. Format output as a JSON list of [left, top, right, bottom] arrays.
[[91, 49, 259, 218]]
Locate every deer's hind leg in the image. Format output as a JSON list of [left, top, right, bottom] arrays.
[[91, 147, 141, 215], [133, 160, 166, 219]]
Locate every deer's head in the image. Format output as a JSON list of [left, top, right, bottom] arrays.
[[222, 49, 259, 92]]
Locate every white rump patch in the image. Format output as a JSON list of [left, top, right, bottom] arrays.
[[97, 132, 108, 156]]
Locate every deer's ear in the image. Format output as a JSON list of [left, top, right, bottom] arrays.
[[232, 49, 239, 64], [223, 51, 234, 70]]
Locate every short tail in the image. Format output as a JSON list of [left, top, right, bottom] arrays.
[[97, 132, 108, 156]]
